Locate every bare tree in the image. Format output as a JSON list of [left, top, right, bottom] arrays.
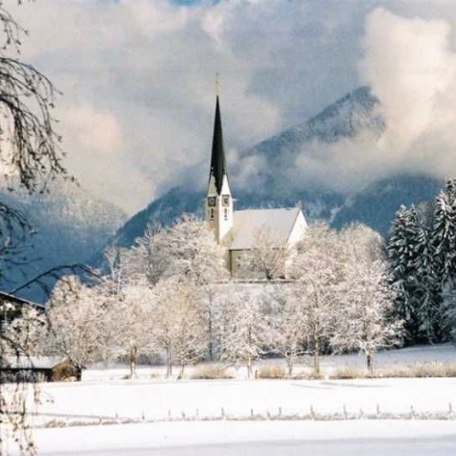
[[0, 305, 46, 359], [219, 285, 267, 379], [151, 278, 207, 378], [239, 227, 292, 280], [106, 280, 156, 378], [289, 222, 345, 376], [122, 224, 165, 286], [46, 277, 109, 380], [263, 285, 304, 377], [129, 216, 228, 360], [331, 224, 403, 373]]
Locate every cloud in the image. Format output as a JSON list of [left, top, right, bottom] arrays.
[[360, 8, 456, 168], [8, 0, 371, 212], [7, 0, 456, 211], [290, 5, 456, 194]]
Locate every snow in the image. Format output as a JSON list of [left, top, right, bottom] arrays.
[[7, 420, 456, 455], [25, 376, 456, 428], [5, 344, 456, 454], [5, 356, 64, 369], [230, 208, 301, 250]]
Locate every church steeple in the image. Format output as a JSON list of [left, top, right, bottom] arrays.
[[209, 96, 227, 195], [205, 76, 234, 243]]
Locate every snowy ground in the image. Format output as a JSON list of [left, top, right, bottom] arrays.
[[25, 377, 456, 427], [7, 421, 456, 455], [5, 344, 456, 455]]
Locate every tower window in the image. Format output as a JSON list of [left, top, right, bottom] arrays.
[[210, 208, 215, 219], [224, 208, 228, 220], [208, 196, 216, 207], [222, 195, 230, 207]]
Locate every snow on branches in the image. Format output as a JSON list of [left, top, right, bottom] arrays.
[[35, 215, 406, 379]]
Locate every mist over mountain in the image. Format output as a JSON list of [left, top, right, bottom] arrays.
[[105, 86, 443, 254], [0, 182, 126, 301]]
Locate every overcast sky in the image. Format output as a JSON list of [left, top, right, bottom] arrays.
[[9, 0, 456, 213]]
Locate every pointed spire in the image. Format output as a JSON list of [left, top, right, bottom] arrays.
[[209, 77, 227, 195]]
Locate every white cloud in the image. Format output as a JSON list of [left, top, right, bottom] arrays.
[[7, 0, 370, 212], [291, 5, 456, 194], [360, 7, 456, 165], [6, 0, 456, 211]]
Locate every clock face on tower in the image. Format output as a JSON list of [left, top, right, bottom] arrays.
[[208, 196, 216, 207]]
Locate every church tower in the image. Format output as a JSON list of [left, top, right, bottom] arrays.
[[205, 84, 234, 243]]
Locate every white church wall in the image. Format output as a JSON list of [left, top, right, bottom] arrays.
[[287, 210, 308, 246]]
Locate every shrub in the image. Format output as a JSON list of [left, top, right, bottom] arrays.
[[52, 360, 80, 382], [330, 367, 364, 379], [191, 365, 233, 380], [412, 362, 456, 377], [256, 366, 286, 379], [330, 362, 456, 379], [378, 363, 456, 378], [292, 370, 325, 380]]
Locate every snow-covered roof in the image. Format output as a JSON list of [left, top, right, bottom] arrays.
[[229, 207, 301, 250], [0, 291, 44, 309], [4, 356, 65, 370]]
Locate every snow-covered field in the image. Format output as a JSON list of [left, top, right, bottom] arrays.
[[9, 420, 456, 455], [6, 344, 456, 455], [27, 376, 456, 427]]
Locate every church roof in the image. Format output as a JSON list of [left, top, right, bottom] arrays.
[[209, 96, 227, 195], [229, 207, 301, 250]]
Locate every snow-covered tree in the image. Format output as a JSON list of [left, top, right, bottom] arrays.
[[387, 205, 430, 342], [331, 260, 402, 372], [428, 179, 456, 341], [151, 278, 207, 378], [219, 285, 268, 378], [289, 222, 344, 375], [130, 215, 227, 286], [106, 280, 156, 378], [238, 227, 292, 280], [432, 180, 456, 283], [262, 285, 304, 376], [129, 216, 228, 360], [47, 277, 109, 379], [103, 245, 128, 294], [123, 224, 166, 286], [334, 224, 403, 372], [0, 305, 47, 359], [441, 279, 456, 342]]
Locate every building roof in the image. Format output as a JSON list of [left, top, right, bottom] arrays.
[[208, 96, 228, 195], [0, 291, 44, 309], [4, 356, 65, 370], [229, 207, 301, 250]]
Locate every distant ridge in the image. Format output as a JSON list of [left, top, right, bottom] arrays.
[[99, 87, 442, 257]]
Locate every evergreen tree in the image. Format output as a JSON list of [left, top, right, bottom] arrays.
[[413, 217, 440, 341], [431, 180, 456, 283], [429, 179, 456, 341], [387, 205, 423, 342]]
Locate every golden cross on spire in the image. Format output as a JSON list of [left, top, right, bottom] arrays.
[[215, 73, 221, 97]]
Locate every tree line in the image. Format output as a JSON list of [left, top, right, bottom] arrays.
[[3, 216, 404, 379], [388, 178, 456, 344]]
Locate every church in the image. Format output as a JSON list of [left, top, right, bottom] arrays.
[[205, 93, 307, 275]]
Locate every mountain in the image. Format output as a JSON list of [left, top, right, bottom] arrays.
[[104, 86, 443, 252], [0, 182, 127, 301]]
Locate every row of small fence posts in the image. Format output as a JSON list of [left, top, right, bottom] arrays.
[[105, 402, 455, 424]]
